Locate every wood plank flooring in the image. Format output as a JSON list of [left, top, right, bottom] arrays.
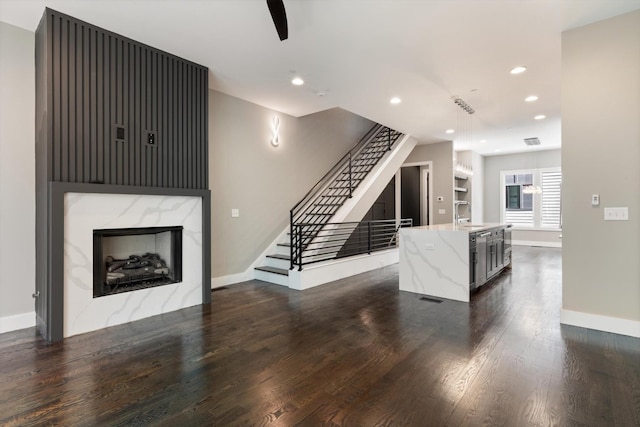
[[1, 246, 639, 426]]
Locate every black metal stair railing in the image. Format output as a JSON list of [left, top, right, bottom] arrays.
[[289, 125, 404, 270], [292, 219, 413, 268]]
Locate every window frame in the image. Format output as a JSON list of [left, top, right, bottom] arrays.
[[499, 167, 562, 230]]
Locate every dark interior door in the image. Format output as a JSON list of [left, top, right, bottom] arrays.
[[401, 166, 420, 226]]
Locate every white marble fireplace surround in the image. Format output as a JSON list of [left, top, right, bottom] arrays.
[[64, 193, 202, 337]]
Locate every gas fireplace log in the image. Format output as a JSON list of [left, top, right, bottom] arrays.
[[106, 253, 168, 273]]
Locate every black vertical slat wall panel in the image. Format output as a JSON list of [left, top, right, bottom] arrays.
[[44, 9, 208, 189]]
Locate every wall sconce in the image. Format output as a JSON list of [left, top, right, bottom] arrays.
[[271, 116, 280, 147]]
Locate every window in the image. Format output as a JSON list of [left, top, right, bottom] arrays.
[[541, 170, 562, 228], [506, 185, 522, 209], [500, 168, 561, 229]]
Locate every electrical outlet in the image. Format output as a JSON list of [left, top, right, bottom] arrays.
[[604, 207, 628, 221], [231, 208, 239, 218], [591, 194, 600, 206], [438, 209, 446, 215], [113, 124, 126, 143]]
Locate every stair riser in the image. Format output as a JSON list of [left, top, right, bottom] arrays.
[[275, 245, 290, 256], [265, 256, 291, 269], [255, 269, 289, 286]]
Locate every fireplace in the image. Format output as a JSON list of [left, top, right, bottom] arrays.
[[61, 192, 205, 338], [93, 226, 183, 297], [35, 9, 211, 341]]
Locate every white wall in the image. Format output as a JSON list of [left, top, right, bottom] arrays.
[[0, 22, 36, 331], [403, 141, 454, 224], [484, 149, 562, 246], [209, 91, 374, 278], [561, 10, 640, 337]]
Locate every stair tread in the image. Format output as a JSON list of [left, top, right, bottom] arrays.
[[255, 266, 289, 276], [267, 254, 290, 260], [277, 243, 291, 247]]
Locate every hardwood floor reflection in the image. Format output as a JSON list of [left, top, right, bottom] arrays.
[[0, 246, 638, 426]]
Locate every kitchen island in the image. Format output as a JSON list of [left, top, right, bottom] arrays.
[[399, 223, 512, 302]]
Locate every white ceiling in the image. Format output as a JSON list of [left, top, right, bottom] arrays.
[[1, 0, 639, 155]]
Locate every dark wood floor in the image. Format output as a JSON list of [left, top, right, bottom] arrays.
[[1, 247, 639, 426]]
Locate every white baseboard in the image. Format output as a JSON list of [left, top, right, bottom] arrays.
[[560, 309, 640, 338], [513, 240, 562, 248], [0, 311, 35, 334], [210, 270, 254, 288]]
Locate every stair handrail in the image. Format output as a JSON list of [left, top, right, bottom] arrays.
[[290, 123, 383, 223], [289, 124, 403, 270], [289, 124, 383, 271], [291, 218, 413, 269]]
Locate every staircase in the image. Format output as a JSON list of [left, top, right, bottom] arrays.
[[254, 125, 404, 285]]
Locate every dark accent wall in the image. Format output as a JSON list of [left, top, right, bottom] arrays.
[[38, 8, 208, 188], [35, 8, 211, 342]]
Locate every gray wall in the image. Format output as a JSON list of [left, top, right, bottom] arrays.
[[0, 22, 35, 321], [403, 141, 454, 224], [470, 150, 484, 224], [562, 11, 640, 323], [209, 90, 374, 278]]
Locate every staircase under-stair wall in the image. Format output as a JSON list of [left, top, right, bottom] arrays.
[[254, 125, 417, 289]]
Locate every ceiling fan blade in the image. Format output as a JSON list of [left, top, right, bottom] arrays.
[[266, 0, 288, 41]]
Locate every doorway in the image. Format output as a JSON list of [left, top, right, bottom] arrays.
[[398, 162, 433, 227], [401, 166, 421, 226]]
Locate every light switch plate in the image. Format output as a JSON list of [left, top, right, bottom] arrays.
[[231, 208, 239, 218], [604, 207, 628, 221], [438, 208, 446, 215]]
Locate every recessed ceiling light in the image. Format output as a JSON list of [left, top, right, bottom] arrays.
[[525, 95, 538, 102], [446, 129, 455, 134], [480, 139, 487, 143], [534, 114, 546, 120], [494, 149, 502, 153], [291, 77, 304, 86], [390, 97, 401, 105], [510, 66, 527, 74]]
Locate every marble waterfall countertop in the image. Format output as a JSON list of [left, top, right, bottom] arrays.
[[398, 223, 507, 302]]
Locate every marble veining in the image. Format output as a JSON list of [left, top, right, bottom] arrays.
[[399, 227, 470, 302], [63, 193, 203, 337], [403, 236, 462, 294]]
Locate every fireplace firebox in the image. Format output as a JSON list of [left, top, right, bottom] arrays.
[[93, 226, 183, 297]]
